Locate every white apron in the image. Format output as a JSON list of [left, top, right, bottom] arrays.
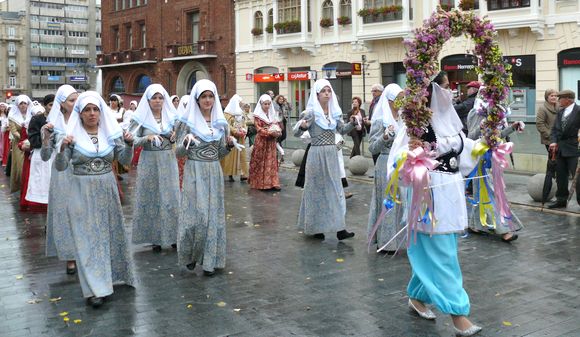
[[25, 150, 53, 204]]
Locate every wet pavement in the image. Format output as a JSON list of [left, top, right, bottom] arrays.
[[0, 164, 579, 337]]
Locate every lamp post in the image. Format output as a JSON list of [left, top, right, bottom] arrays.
[[362, 54, 367, 104]]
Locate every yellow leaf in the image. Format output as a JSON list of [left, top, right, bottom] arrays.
[[73, 319, 82, 324], [502, 321, 512, 326], [378, 278, 384, 282], [59, 312, 69, 317], [49, 297, 62, 302], [336, 258, 344, 263], [216, 301, 226, 307], [233, 308, 241, 312], [15, 275, 23, 280], [187, 304, 192, 309], [27, 299, 42, 304], [254, 224, 260, 227], [63, 317, 70, 322]]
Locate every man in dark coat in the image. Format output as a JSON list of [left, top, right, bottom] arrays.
[[547, 90, 580, 209], [454, 81, 480, 135]]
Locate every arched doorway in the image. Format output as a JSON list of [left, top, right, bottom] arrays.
[[322, 61, 352, 114], [558, 48, 580, 105], [135, 74, 152, 94], [254, 66, 280, 101], [176, 61, 210, 97]]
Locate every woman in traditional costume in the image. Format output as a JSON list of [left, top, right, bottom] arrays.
[[175, 95, 190, 189], [19, 100, 50, 212], [389, 72, 482, 336], [8, 95, 33, 192], [293, 79, 356, 241], [176, 79, 233, 276], [0, 103, 9, 166], [248, 94, 282, 190], [367, 83, 405, 253], [42, 85, 79, 275], [55, 91, 135, 308], [220, 94, 248, 182], [130, 84, 180, 252]]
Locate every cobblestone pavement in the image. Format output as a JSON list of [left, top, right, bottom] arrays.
[[0, 166, 579, 337]]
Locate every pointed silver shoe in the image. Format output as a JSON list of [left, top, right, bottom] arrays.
[[408, 299, 437, 320]]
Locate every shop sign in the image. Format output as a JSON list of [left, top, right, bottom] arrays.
[[288, 71, 311, 81], [558, 49, 580, 67], [441, 54, 477, 71], [253, 73, 285, 83], [502, 55, 535, 71], [351, 63, 362, 75], [70, 76, 87, 82], [245, 73, 253, 81], [177, 44, 196, 57], [47, 76, 60, 81], [336, 70, 352, 78]]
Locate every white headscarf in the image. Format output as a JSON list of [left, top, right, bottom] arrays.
[[30, 101, 45, 115], [182, 79, 227, 142], [224, 94, 243, 117], [372, 83, 403, 130], [430, 82, 464, 137], [306, 79, 342, 130], [8, 94, 33, 127], [253, 94, 278, 124], [131, 84, 178, 135], [129, 100, 138, 110], [66, 91, 124, 157], [177, 95, 190, 120], [47, 85, 77, 134]]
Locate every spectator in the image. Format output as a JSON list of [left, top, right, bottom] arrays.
[[346, 96, 367, 158], [536, 89, 559, 152], [367, 83, 383, 165], [453, 81, 480, 135]]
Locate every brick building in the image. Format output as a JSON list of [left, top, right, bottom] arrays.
[[97, 0, 236, 104]]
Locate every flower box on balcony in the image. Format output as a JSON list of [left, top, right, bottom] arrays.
[[358, 5, 402, 24], [251, 28, 263, 36], [265, 24, 273, 34], [320, 18, 333, 28], [274, 20, 301, 34], [459, 0, 476, 10], [337, 16, 351, 26]]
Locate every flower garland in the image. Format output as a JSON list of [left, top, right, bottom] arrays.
[[401, 6, 512, 150]]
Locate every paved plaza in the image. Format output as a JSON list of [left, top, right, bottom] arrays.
[[0, 165, 579, 337]]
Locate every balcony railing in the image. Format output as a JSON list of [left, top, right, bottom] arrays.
[[488, 0, 530, 10], [165, 40, 216, 59], [97, 48, 157, 66], [358, 6, 403, 24]]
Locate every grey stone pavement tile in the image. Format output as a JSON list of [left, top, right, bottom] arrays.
[[0, 161, 579, 337]]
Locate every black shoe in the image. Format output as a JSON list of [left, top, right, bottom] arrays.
[[87, 296, 104, 308], [337, 230, 355, 241], [228, 176, 235, 182], [313, 233, 325, 240], [171, 243, 177, 249], [186, 262, 196, 270], [203, 270, 216, 277], [547, 200, 567, 209], [344, 192, 353, 199], [152, 245, 162, 252], [240, 176, 248, 181], [501, 233, 519, 243], [66, 262, 77, 275], [271, 186, 281, 191]]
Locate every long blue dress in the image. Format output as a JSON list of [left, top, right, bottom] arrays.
[[55, 138, 135, 298], [42, 132, 75, 260], [176, 125, 231, 272], [130, 122, 180, 247], [293, 111, 354, 235], [366, 121, 405, 251]]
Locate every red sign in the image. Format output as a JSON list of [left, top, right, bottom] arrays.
[[246, 73, 253, 81], [288, 71, 311, 81], [351, 63, 362, 75], [253, 73, 285, 83]]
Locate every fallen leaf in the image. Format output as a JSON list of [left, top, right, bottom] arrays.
[[228, 272, 233, 275], [73, 319, 82, 324], [15, 275, 23, 280], [298, 231, 303, 234], [336, 258, 344, 263], [378, 278, 384, 282], [332, 250, 337, 253], [63, 317, 70, 322], [216, 301, 226, 307], [253, 224, 260, 227], [233, 308, 241, 312], [49, 297, 62, 303], [495, 292, 501, 297], [206, 295, 210, 299], [305, 306, 311, 311], [320, 262, 325, 265], [59, 312, 69, 317], [27, 299, 42, 304], [306, 277, 311, 280], [170, 274, 174, 278], [502, 321, 512, 326], [187, 304, 192, 309]]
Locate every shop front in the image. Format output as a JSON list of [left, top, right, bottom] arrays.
[[441, 54, 478, 99], [287, 67, 313, 120], [322, 62, 353, 114], [253, 66, 283, 100], [558, 48, 580, 105]]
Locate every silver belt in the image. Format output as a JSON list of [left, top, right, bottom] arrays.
[[73, 158, 113, 175], [186, 144, 219, 162], [311, 131, 335, 146]]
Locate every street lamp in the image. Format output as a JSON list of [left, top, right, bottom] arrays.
[[362, 55, 367, 104]]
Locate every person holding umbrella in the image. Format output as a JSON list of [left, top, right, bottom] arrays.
[[547, 90, 580, 209]]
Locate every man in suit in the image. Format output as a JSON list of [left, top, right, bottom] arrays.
[[547, 90, 580, 209]]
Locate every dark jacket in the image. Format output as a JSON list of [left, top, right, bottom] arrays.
[[453, 92, 476, 134], [27, 113, 47, 149], [551, 104, 580, 157], [346, 109, 367, 137]]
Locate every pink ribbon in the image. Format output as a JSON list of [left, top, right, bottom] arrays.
[[491, 142, 514, 228], [401, 147, 439, 244]]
